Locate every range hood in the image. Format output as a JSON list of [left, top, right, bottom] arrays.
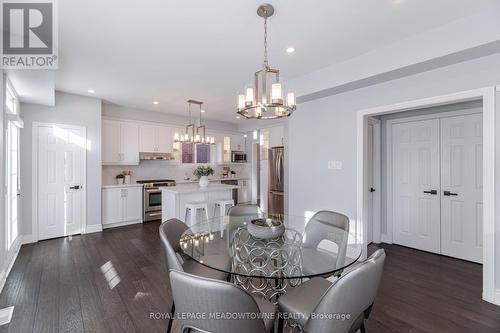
[[139, 152, 174, 160]]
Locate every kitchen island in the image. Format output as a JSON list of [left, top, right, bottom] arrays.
[[160, 183, 239, 224]]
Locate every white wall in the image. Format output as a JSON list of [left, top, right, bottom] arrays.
[[286, 53, 500, 291], [20, 91, 102, 237], [103, 102, 239, 132]]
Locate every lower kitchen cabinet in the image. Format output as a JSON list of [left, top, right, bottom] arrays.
[[102, 186, 143, 228], [238, 179, 251, 204]]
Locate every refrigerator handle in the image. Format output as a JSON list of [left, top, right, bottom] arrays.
[[276, 150, 280, 186]]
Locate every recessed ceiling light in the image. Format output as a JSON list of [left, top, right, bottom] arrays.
[[201, 109, 206, 113], [286, 47, 295, 54], [236, 116, 241, 119], [153, 101, 159, 105], [87, 89, 95, 94]]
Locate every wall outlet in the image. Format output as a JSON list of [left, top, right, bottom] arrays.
[[328, 161, 342, 170]]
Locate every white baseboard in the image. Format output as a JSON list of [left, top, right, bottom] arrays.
[[84, 224, 103, 234], [494, 289, 500, 306], [102, 219, 142, 230], [0, 237, 22, 293]]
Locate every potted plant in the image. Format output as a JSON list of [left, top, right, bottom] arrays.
[[193, 165, 214, 187], [116, 173, 125, 185]]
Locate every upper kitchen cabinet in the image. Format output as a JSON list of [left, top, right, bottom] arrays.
[[231, 133, 245, 151], [139, 124, 172, 153], [268, 125, 285, 148], [102, 119, 139, 165]]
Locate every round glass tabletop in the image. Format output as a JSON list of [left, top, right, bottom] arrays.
[[179, 213, 362, 279]]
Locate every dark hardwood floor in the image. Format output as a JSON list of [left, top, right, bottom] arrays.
[[0, 222, 499, 332]]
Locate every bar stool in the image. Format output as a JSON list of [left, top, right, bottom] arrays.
[[213, 199, 235, 236], [184, 202, 209, 226]]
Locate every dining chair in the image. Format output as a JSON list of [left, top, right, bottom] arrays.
[[170, 269, 277, 333], [159, 218, 229, 333], [277, 249, 386, 333], [302, 210, 350, 277], [227, 204, 263, 216]]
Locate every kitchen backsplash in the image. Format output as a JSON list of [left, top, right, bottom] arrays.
[[102, 162, 250, 185]]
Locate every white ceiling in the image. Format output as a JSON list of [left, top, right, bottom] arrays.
[[55, 0, 498, 123]]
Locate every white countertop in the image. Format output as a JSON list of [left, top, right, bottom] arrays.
[[175, 177, 248, 184], [102, 183, 144, 189], [160, 183, 239, 194]]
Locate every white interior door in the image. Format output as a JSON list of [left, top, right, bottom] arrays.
[[37, 124, 85, 240], [440, 114, 483, 263], [392, 119, 441, 253]]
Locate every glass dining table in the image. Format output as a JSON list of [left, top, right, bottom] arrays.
[[179, 213, 362, 303]]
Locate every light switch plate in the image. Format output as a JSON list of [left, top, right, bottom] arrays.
[[328, 161, 342, 170]]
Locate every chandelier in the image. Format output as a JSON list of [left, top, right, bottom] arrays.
[[174, 100, 215, 145], [237, 4, 296, 120]]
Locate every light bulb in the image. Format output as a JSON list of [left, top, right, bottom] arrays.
[[271, 83, 282, 104], [238, 94, 246, 109], [174, 132, 180, 141], [210, 137, 215, 144], [287, 92, 296, 107]]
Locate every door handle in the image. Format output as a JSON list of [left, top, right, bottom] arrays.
[[423, 190, 437, 195], [443, 190, 458, 196], [370, 187, 376, 193], [69, 185, 80, 190]]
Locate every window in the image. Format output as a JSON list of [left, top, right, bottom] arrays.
[[223, 136, 231, 162], [196, 144, 210, 163], [182, 143, 194, 163], [5, 82, 17, 115]]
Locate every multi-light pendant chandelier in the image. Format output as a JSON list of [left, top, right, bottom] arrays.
[[174, 100, 215, 145], [237, 4, 296, 120]]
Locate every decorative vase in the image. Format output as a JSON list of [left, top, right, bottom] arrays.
[[247, 218, 285, 240], [199, 176, 209, 187], [124, 175, 131, 184], [116, 178, 124, 185]]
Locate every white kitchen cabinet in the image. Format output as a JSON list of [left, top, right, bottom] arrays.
[[238, 179, 251, 203], [139, 124, 172, 153], [102, 119, 139, 165], [139, 124, 157, 152], [231, 134, 244, 151], [268, 125, 284, 148], [102, 186, 143, 228], [102, 120, 121, 164], [157, 126, 172, 152], [121, 122, 140, 163]]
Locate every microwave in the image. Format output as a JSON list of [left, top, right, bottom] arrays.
[[231, 151, 247, 163]]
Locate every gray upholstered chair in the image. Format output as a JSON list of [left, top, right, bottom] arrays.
[[277, 249, 386, 333], [227, 204, 263, 217], [302, 210, 350, 277], [170, 269, 277, 333], [159, 218, 229, 332]]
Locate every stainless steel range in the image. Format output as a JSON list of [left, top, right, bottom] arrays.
[[136, 179, 176, 222]]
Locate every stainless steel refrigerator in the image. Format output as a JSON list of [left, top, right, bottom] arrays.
[[268, 146, 284, 215]]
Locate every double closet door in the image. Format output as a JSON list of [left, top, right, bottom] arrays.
[[392, 113, 483, 263]]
